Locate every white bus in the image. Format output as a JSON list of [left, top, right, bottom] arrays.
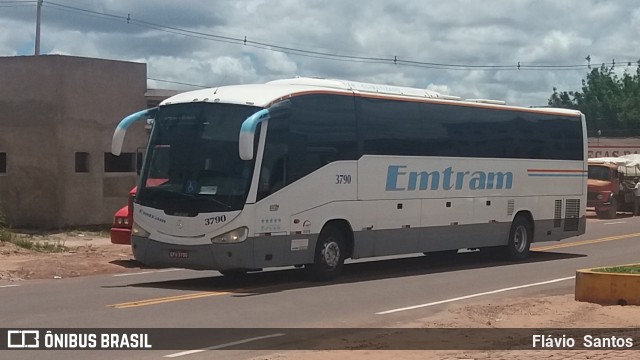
[[112, 77, 587, 280]]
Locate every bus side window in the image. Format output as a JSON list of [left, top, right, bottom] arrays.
[[257, 154, 286, 199], [257, 116, 288, 201], [257, 93, 356, 201], [269, 157, 286, 192]]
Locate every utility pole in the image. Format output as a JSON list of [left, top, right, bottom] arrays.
[[35, 0, 43, 55]]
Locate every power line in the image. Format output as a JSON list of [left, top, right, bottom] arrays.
[[147, 77, 209, 88], [0, 0, 36, 8], [37, 1, 640, 72]]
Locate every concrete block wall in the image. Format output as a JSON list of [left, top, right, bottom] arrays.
[[0, 55, 149, 228]]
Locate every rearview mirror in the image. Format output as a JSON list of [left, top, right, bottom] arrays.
[[112, 107, 157, 156]]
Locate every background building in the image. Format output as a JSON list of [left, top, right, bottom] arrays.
[[0, 55, 175, 228]]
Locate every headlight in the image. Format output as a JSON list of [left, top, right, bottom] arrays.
[[123, 218, 130, 225], [132, 222, 150, 238], [211, 227, 248, 244], [116, 217, 123, 225]]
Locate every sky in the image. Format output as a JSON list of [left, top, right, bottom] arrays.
[[1, 0, 639, 106]]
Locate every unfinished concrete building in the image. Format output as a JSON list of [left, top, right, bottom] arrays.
[[0, 55, 174, 228]]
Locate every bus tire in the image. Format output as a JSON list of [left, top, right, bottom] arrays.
[[504, 216, 532, 261], [307, 225, 346, 281]]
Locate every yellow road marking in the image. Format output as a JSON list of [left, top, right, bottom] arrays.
[[108, 290, 235, 309], [533, 232, 640, 252], [108, 233, 640, 309]]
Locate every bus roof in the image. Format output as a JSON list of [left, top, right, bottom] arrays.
[[159, 77, 583, 117]]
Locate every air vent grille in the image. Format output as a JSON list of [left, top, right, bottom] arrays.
[[564, 199, 580, 231], [554, 200, 562, 228]]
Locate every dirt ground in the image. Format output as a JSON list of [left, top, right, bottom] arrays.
[[1, 230, 639, 359], [0, 229, 136, 281]]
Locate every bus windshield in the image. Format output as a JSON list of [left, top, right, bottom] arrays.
[[137, 102, 261, 213]]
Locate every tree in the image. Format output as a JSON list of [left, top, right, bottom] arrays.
[[548, 62, 640, 135], [618, 66, 640, 130]]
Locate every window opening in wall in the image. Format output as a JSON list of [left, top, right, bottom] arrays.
[[0, 152, 6, 174], [104, 152, 136, 173], [75, 152, 90, 173]]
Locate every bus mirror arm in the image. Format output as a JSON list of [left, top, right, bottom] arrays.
[[239, 108, 271, 161], [111, 107, 157, 156], [239, 100, 291, 160]]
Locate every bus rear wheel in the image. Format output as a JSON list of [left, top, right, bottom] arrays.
[[306, 225, 346, 281], [503, 216, 532, 261]]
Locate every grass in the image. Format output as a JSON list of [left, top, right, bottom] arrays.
[[1, 228, 13, 243], [0, 214, 108, 252], [0, 205, 19, 246], [0, 231, 68, 253], [592, 265, 640, 274], [26, 225, 111, 239], [65, 225, 110, 238], [1, 207, 69, 253], [6, 236, 68, 253]]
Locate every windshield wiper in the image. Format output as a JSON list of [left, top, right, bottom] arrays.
[[140, 187, 233, 210], [176, 191, 233, 210]]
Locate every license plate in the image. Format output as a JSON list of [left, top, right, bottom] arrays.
[[169, 250, 189, 259]]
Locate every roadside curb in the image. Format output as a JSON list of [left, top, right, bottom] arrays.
[[575, 265, 640, 305]]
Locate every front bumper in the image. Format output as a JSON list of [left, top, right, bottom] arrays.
[[587, 192, 613, 208], [110, 227, 132, 245], [131, 236, 255, 270], [130, 234, 316, 271]]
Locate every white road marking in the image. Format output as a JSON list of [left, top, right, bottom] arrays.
[[164, 333, 286, 357], [604, 221, 626, 225], [112, 269, 183, 277], [0, 284, 20, 288], [376, 276, 576, 315]]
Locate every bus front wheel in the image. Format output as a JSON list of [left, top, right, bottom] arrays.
[[307, 225, 346, 281]]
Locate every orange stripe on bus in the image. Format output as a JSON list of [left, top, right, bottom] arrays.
[[527, 169, 587, 173]]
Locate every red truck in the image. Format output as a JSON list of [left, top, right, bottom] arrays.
[[587, 157, 640, 218], [110, 186, 137, 245], [110, 176, 167, 244]]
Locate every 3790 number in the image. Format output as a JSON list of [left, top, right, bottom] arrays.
[[205, 215, 227, 225], [335, 174, 352, 184]]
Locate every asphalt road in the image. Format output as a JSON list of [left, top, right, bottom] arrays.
[[2, 212, 640, 359]]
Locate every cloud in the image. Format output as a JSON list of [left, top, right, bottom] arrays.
[[0, 0, 637, 106]]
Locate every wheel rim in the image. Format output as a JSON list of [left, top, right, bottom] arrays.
[[513, 225, 528, 253], [321, 240, 340, 269]]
